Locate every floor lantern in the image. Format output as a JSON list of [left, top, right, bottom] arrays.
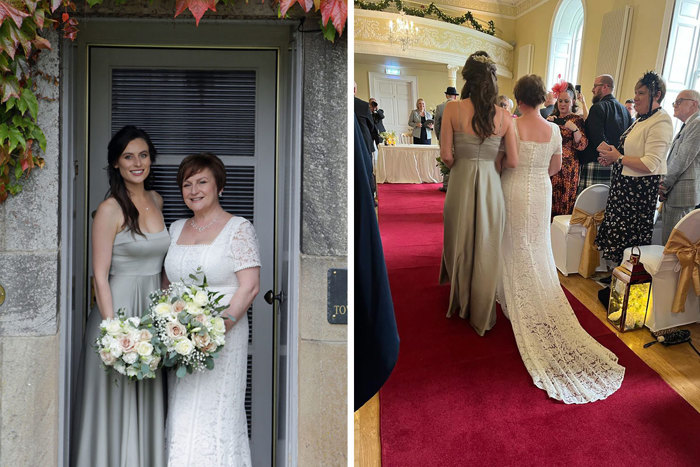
[[607, 247, 652, 332]]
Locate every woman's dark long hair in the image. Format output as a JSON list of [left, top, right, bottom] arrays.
[[550, 82, 579, 117], [460, 51, 499, 142], [106, 125, 157, 237]]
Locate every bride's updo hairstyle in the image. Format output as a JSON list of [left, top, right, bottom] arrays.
[[106, 125, 157, 237], [177, 152, 227, 194], [460, 50, 499, 142], [514, 74, 547, 109]]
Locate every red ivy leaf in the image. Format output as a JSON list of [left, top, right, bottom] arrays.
[[62, 12, 69, 23], [174, 0, 217, 26], [320, 0, 346, 36], [32, 35, 51, 51], [278, 0, 314, 17], [33, 8, 44, 29], [0, 1, 30, 29]]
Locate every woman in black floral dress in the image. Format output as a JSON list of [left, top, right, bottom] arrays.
[[595, 72, 673, 264]]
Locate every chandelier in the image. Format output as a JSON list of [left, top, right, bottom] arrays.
[[388, 12, 419, 51]]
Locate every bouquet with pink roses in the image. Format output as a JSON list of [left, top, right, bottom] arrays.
[[148, 269, 229, 378], [94, 309, 163, 381]]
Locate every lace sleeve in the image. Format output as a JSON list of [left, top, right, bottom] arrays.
[[228, 219, 261, 272]]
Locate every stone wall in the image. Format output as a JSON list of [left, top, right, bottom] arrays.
[[0, 29, 61, 466], [298, 30, 348, 466]]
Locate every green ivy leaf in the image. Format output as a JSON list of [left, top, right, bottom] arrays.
[[14, 162, 22, 179], [176, 365, 187, 378], [20, 88, 38, 120], [0, 123, 9, 141], [7, 126, 25, 152], [321, 20, 337, 42], [29, 125, 46, 152], [4, 98, 14, 112]]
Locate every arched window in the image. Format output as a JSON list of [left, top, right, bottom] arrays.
[[547, 0, 584, 87]]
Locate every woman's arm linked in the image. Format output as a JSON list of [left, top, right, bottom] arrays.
[[224, 267, 260, 332], [501, 108, 518, 169], [92, 199, 122, 320]]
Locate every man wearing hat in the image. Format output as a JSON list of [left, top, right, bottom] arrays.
[[435, 86, 459, 191], [434, 86, 459, 142]]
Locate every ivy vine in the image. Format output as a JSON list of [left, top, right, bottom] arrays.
[[354, 0, 495, 36], [0, 0, 347, 203]]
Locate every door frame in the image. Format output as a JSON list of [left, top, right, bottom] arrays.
[[57, 19, 302, 466], [368, 71, 417, 134]]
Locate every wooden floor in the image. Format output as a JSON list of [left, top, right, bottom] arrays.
[[353, 273, 700, 466]]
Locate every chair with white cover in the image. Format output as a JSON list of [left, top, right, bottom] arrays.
[[399, 132, 413, 145], [551, 184, 610, 277], [622, 209, 700, 332]]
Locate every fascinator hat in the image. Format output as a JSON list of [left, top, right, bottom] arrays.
[[551, 74, 571, 98], [637, 70, 664, 117]]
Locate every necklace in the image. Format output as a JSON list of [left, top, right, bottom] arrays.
[[190, 215, 219, 232]]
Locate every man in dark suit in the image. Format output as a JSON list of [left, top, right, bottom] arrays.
[[369, 98, 386, 134], [577, 74, 632, 195], [355, 82, 378, 200]]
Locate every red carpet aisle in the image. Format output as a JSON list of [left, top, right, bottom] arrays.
[[377, 183, 700, 466]]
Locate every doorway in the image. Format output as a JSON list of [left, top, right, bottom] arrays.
[[369, 72, 417, 135], [61, 21, 299, 466]]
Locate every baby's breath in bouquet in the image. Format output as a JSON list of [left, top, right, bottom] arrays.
[[149, 268, 229, 378]]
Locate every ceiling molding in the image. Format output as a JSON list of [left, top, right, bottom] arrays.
[[355, 9, 514, 78]]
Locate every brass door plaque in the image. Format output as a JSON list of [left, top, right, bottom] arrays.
[[0, 283, 5, 306]]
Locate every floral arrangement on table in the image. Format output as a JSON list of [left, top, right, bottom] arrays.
[[95, 310, 163, 381], [149, 269, 229, 378], [380, 131, 397, 146]]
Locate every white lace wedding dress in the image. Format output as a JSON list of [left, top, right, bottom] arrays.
[[164, 216, 260, 466], [498, 122, 625, 404]]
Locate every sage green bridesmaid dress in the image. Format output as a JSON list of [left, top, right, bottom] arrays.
[[71, 228, 169, 467], [439, 132, 505, 336]]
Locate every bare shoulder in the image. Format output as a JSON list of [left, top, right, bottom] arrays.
[[94, 197, 124, 230]]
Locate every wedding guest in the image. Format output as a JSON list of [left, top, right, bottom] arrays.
[[577, 74, 632, 195], [547, 81, 588, 217], [439, 51, 517, 335], [625, 98, 637, 120], [369, 97, 387, 134], [596, 71, 673, 264], [435, 86, 459, 141], [499, 95, 514, 114], [408, 98, 434, 144], [659, 89, 700, 243], [72, 126, 167, 466]]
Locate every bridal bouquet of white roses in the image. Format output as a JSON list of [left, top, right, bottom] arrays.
[[95, 309, 162, 381], [148, 269, 229, 378]]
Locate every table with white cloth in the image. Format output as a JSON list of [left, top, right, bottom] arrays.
[[376, 144, 443, 183]]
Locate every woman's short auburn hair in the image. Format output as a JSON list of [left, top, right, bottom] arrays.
[[514, 74, 547, 108], [177, 153, 227, 192]]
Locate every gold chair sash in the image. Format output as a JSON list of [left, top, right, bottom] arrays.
[[570, 207, 605, 278], [663, 229, 700, 313]]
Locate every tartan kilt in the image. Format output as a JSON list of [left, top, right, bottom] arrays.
[[577, 161, 611, 196]]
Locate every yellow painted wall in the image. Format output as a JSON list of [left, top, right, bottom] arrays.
[[514, 0, 668, 103], [355, 61, 514, 117]]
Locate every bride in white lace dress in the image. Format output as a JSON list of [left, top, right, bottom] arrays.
[[499, 75, 624, 404], [164, 154, 260, 465]]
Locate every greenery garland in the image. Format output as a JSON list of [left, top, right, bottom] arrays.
[[354, 0, 495, 36]]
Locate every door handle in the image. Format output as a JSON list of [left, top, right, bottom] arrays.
[[263, 289, 285, 305]]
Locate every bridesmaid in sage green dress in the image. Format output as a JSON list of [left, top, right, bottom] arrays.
[[438, 52, 518, 336], [71, 126, 168, 467]]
